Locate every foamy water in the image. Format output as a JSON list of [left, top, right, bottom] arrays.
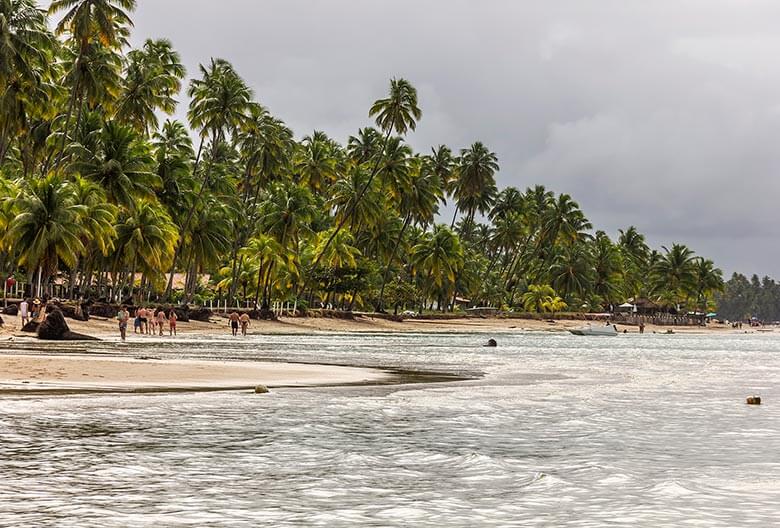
[[1, 332, 778, 526]]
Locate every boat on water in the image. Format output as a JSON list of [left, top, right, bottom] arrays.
[[569, 323, 618, 336]]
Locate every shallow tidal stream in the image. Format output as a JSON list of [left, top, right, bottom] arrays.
[[1, 331, 779, 527]]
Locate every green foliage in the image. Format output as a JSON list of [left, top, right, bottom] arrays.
[[0, 2, 728, 311]]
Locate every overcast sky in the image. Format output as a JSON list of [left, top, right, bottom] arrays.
[[44, 1, 780, 277]]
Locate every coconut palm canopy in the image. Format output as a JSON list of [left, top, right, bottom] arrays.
[[0, 2, 725, 313]]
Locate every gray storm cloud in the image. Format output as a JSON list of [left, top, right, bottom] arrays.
[[41, 0, 780, 276]]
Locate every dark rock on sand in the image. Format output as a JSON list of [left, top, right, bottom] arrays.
[[4, 304, 18, 316], [187, 306, 212, 322], [746, 396, 762, 405], [256, 308, 276, 320], [88, 302, 118, 319], [37, 308, 99, 341], [21, 321, 38, 333], [254, 384, 270, 394], [171, 306, 190, 322], [485, 338, 498, 347]]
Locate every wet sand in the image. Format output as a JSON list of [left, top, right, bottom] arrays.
[[0, 354, 390, 393]]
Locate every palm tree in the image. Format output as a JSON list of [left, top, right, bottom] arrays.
[[328, 164, 384, 233], [377, 157, 443, 311], [296, 131, 338, 193], [258, 182, 316, 309], [68, 174, 116, 296], [522, 284, 556, 313], [618, 225, 650, 299], [347, 127, 382, 164], [9, 174, 86, 296], [411, 225, 463, 311], [114, 199, 177, 300], [550, 244, 593, 301], [691, 258, 724, 312], [49, 0, 134, 162], [164, 58, 252, 298], [450, 141, 499, 227], [240, 234, 283, 307], [0, 0, 54, 161], [115, 38, 185, 134], [69, 119, 158, 209], [427, 145, 455, 196], [489, 187, 524, 221], [312, 77, 421, 270], [182, 199, 232, 300], [153, 119, 194, 221], [652, 244, 697, 308], [591, 231, 622, 306]]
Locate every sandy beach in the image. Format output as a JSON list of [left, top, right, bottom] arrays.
[[0, 354, 389, 393], [0, 311, 765, 394], [0, 311, 755, 339]]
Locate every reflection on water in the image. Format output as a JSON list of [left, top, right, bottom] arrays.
[[1, 332, 779, 526]]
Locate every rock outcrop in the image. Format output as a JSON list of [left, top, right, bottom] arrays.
[[37, 308, 99, 341]]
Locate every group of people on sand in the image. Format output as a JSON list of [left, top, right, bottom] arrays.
[[18, 297, 46, 327], [228, 311, 251, 336], [116, 305, 178, 341]]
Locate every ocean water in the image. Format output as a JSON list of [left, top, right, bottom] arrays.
[[1, 331, 779, 527]]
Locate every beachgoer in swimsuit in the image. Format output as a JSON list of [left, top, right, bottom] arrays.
[[156, 309, 167, 336], [134, 308, 142, 333], [239, 312, 250, 336], [19, 298, 29, 327], [168, 309, 177, 336], [229, 311, 240, 336], [137, 307, 147, 334], [117, 305, 130, 341]]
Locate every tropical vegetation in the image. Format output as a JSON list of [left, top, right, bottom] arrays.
[[0, 1, 726, 315]]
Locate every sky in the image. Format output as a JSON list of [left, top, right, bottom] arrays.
[[43, 0, 780, 278]]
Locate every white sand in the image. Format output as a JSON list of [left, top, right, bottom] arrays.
[[0, 354, 389, 393]]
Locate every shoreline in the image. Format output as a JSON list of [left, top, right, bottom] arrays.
[[0, 312, 768, 396], [0, 353, 393, 395], [0, 311, 764, 340]]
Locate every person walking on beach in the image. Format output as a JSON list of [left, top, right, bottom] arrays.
[[239, 312, 250, 336], [137, 306, 148, 334], [19, 298, 29, 327], [149, 309, 157, 335], [168, 309, 177, 336], [117, 305, 130, 341], [133, 308, 142, 334], [229, 311, 240, 336], [156, 308, 167, 336]]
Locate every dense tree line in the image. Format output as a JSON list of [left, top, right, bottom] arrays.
[[0, 0, 725, 314], [716, 273, 780, 322]]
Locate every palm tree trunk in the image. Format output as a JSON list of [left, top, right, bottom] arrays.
[[450, 205, 459, 229], [262, 262, 275, 311], [253, 259, 264, 307], [163, 136, 208, 299], [52, 72, 82, 171], [129, 256, 137, 305], [376, 215, 411, 312]]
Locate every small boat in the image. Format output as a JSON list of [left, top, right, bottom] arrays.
[[569, 324, 618, 336]]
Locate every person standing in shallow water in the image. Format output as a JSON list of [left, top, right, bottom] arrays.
[[156, 308, 167, 336], [117, 305, 129, 341], [228, 311, 240, 336], [239, 312, 250, 336], [168, 309, 177, 336]]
